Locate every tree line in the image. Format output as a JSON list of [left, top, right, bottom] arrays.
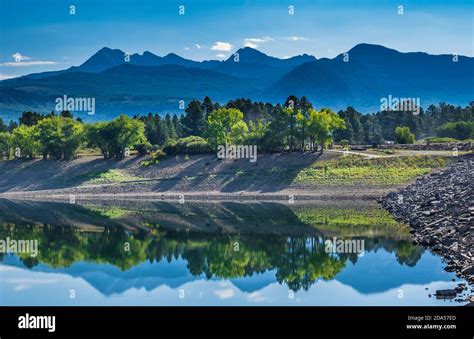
[[0, 96, 472, 160]]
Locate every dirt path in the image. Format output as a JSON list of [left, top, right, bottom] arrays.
[[325, 149, 380, 158]]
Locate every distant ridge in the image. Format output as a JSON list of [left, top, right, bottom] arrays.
[[0, 43, 472, 119]]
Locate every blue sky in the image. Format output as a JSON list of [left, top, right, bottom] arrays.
[[0, 0, 473, 79]]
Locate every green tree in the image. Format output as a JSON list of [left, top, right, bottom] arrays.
[[206, 108, 248, 148], [0, 118, 6, 132], [164, 114, 177, 140], [394, 126, 415, 144], [436, 121, 474, 140], [7, 120, 18, 133], [88, 115, 148, 159], [182, 100, 206, 137], [36, 116, 85, 160], [307, 108, 346, 152], [172, 114, 183, 138], [0, 132, 12, 159], [108, 115, 148, 158], [19, 111, 44, 126], [86, 122, 111, 158], [11, 124, 39, 159], [201, 96, 215, 118]]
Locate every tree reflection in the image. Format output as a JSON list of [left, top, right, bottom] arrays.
[[0, 223, 423, 291]]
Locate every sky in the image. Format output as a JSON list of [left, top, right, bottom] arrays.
[[0, 0, 473, 79]]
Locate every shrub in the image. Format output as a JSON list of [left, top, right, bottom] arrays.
[[0, 132, 12, 159], [394, 126, 415, 144], [135, 140, 152, 155], [436, 121, 474, 140], [163, 136, 211, 155], [426, 137, 459, 144], [142, 149, 167, 167], [339, 140, 349, 148]]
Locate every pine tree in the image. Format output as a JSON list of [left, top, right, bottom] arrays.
[[172, 114, 183, 138], [182, 100, 206, 137]]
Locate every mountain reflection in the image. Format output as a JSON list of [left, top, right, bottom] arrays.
[[0, 199, 423, 292]]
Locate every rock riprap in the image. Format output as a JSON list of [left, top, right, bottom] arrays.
[[380, 156, 473, 301]]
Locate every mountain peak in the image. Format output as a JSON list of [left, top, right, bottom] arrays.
[[348, 43, 398, 56], [78, 47, 126, 72], [164, 52, 185, 60], [226, 47, 274, 64], [98, 46, 119, 52], [236, 47, 269, 56]]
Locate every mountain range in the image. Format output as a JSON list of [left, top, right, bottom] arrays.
[[0, 44, 472, 121]]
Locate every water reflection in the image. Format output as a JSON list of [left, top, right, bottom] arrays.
[[0, 199, 464, 305]]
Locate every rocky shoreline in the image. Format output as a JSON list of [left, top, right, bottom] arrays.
[[380, 155, 473, 303]]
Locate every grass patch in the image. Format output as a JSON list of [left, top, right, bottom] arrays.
[[81, 169, 140, 184], [294, 155, 447, 186], [141, 149, 167, 167], [296, 207, 401, 228], [77, 147, 102, 157], [88, 206, 131, 218]]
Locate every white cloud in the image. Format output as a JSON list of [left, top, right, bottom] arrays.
[[0, 53, 57, 67], [211, 41, 232, 52], [248, 291, 266, 303], [215, 53, 227, 59], [194, 43, 201, 49], [244, 41, 258, 48], [214, 288, 235, 299], [0, 61, 57, 67], [184, 47, 190, 50], [243, 37, 273, 48], [284, 36, 308, 41]]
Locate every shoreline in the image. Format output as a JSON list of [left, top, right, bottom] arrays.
[[0, 187, 394, 202], [380, 155, 473, 296]]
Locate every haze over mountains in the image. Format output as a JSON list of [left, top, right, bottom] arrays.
[[0, 44, 472, 121]]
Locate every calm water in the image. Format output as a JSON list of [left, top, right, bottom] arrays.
[[0, 198, 467, 306]]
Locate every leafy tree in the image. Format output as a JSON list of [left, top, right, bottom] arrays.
[[86, 122, 110, 158], [36, 116, 85, 160], [206, 108, 247, 148], [246, 119, 269, 147], [11, 124, 39, 159], [394, 126, 415, 144], [88, 115, 148, 159], [0, 132, 12, 159], [307, 108, 346, 152], [229, 120, 249, 144], [108, 115, 148, 158]]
